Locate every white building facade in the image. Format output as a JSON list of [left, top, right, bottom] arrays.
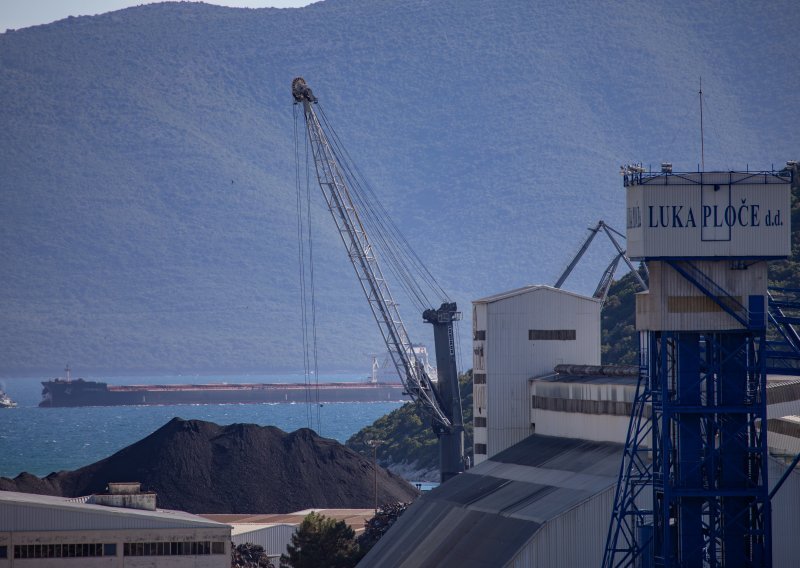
[[0, 491, 231, 568], [472, 285, 601, 464]]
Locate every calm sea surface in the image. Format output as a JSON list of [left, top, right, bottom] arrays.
[[0, 373, 404, 478]]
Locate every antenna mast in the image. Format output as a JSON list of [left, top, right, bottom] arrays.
[[699, 77, 704, 171]]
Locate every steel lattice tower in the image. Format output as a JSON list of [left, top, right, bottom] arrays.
[[604, 167, 795, 567]]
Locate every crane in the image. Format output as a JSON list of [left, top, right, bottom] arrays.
[[292, 77, 465, 483], [554, 220, 648, 303]]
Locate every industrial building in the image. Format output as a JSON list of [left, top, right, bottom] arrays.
[[472, 285, 601, 464], [362, 163, 800, 568], [530, 364, 640, 444], [203, 509, 374, 563], [0, 484, 231, 567], [359, 361, 800, 567]]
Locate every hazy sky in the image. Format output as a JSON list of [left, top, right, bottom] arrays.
[[1, 1, 314, 31]]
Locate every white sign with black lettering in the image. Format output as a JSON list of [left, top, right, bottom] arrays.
[[625, 172, 790, 260]]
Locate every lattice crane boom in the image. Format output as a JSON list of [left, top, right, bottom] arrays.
[[291, 77, 456, 437], [554, 220, 647, 301]]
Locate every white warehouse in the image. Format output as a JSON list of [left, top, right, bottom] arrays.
[[472, 285, 601, 464], [0, 488, 231, 568]]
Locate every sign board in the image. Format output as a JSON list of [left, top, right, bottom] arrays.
[[625, 171, 791, 260]]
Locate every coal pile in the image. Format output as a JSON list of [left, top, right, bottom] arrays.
[[0, 418, 418, 513]]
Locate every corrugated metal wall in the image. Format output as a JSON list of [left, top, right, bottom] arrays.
[[509, 484, 615, 567], [531, 410, 630, 443], [531, 381, 636, 404], [232, 524, 295, 557], [767, 426, 800, 457], [771, 458, 800, 565], [637, 261, 769, 331], [479, 288, 600, 458], [503, 458, 799, 566]]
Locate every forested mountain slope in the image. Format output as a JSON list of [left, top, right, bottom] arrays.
[[1, 0, 797, 373]]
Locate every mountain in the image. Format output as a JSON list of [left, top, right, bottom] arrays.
[[0, 417, 418, 513], [1, 0, 797, 374]]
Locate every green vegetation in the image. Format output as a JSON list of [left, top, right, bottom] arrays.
[[768, 168, 800, 289], [280, 512, 359, 568], [346, 371, 473, 477], [277, 505, 409, 567], [352, 174, 800, 470], [345, 274, 646, 475], [357, 502, 410, 557], [601, 267, 648, 365], [232, 543, 275, 568]]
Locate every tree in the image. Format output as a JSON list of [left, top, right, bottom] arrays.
[[357, 502, 410, 557], [280, 512, 359, 568], [232, 542, 275, 568], [601, 267, 648, 365]]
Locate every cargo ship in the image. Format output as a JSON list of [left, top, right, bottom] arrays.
[[39, 368, 408, 408]]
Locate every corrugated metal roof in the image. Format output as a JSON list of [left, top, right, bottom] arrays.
[[473, 285, 599, 305], [359, 499, 540, 568], [532, 373, 639, 386], [0, 491, 229, 531], [361, 432, 800, 567], [359, 434, 622, 568], [490, 435, 621, 472], [230, 523, 292, 536], [202, 509, 373, 532]]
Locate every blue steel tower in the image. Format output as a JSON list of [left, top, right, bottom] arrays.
[[604, 167, 794, 567]]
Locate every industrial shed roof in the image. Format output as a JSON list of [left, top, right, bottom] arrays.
[[358, 435, 623, 568], [0, 490, 229, 532], [202, 509, 374, 533], [532, 373, 639, 387], [473, 285, 599, 304]]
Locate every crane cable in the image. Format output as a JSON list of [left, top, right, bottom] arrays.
[[316, 104, 449, 313], [293, 104, 322, 433], [316, 103, 461, 383], [297, 99, 464, 420], [326, 106, 447, 306]]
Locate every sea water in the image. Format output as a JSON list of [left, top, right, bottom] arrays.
[[0, 373, 404, 478]]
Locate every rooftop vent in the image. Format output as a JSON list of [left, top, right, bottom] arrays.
[[108, 482, 143, 495], [88, 481, 157, 511]]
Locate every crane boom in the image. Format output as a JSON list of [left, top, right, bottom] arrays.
[[555, 220, 648, 301], [292, 78, 465, 480]]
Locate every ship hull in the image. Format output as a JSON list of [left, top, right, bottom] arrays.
[[40, 379, 407, 408]]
